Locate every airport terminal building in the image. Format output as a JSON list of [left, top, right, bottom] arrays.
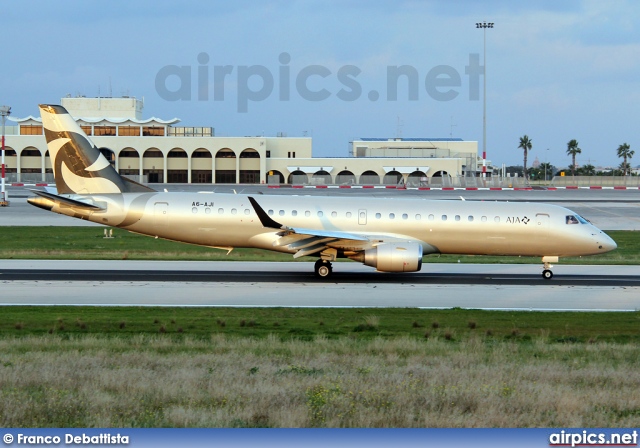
[[4, 97, 482, 186]]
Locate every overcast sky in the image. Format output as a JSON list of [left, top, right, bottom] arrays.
[[2, 0, 638, 168]]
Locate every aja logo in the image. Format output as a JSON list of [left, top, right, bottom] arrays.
[[506, 216, 530, 224]]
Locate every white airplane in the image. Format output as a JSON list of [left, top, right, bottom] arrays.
[[29, 104, 616, 279]]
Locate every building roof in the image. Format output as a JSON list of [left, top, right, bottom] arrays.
[[357, 137, 464, 142], [10, 116, 180, 125]]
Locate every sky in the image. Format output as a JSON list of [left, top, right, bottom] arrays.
[[2, 0, 639, 168]]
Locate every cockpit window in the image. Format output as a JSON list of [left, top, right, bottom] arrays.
[[576, 215, 589, 224], [566, 215, 583, 225]]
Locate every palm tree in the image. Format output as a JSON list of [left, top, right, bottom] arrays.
[[566, 139, 581, 176], [577, 163, 596, 176], [616, 143, 634, 176], [518, 135, 532, 181], [539, 162, 554, 181]]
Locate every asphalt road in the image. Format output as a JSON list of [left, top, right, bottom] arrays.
[[1, 268, 639, 287], [1, 261, 639, 310]]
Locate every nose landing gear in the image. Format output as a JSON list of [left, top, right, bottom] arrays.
[[541, 256, 558, 280]]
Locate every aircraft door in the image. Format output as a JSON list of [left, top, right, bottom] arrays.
[[358, 209, 367, 225], [154, 202, 169, 227], [535, 213, 550, 235]]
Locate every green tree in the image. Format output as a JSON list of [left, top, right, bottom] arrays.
[[538, 162, 554, 181], [566, 139, 581, 176], [616, 143, 634, 176], [577, 164, 596, 176], [518, 135, 533, 181]]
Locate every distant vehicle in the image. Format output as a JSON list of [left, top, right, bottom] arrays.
[[29, 104, 616, 279]]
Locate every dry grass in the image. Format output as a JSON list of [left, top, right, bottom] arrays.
[[1, 334, 639, 427]]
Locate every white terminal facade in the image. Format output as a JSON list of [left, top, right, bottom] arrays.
[[4, 96, 484, 186]]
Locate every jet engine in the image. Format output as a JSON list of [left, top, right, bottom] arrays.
[[350, 242, 423, 272]]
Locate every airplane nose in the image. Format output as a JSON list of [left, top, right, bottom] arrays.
[[597, 233, 617, 252]]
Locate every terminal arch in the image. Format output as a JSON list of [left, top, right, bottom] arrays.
[[288, 170, 308, 185], [359, 170, 380, 185], [215, 148, 236, 158], [142, 148, 164, 183], [383, 170, 403, 185], [191, 148, 213, 183], [167, 148, 188, 183], [239, 148, 260, 183], [267, 170, 284, 184], [312, 170, 332, 185], [335, 170, 356, 185], [407, 170, 428, 187]]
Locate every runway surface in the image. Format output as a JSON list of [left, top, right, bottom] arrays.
[[2, 261, 639, 311]]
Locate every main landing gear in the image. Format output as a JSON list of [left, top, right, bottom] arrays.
[[314, 259, 333, 278]]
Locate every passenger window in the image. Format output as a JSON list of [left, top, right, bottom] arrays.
[[331, 211, 337, 218], [268, 209, 274, 216], [317, 211, 324, 217], [389, 213, 395, 219], [192, 207, 198, 214], [468, 216, 474, 222], [415, 214, 422, 220], [305, 211, 310, 217], [442, 215, 447, 221], [481, 216, 487, 222], [428, 214, 434, 221], [402, 213, 408, 220], [494, 216, 500, 223], [205, 208, 211, 214], [218, 208, 224, 214], [244, 209, 250, 215], [292, 210, 297, 216], [455, 215, 461, 221], [375, 213, 381, 219], [279, 210, 285, 216], [346, 212, 352, 218], [231, 208, 237, 215]]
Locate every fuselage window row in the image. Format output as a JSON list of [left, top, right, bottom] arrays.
[[227, 208, 505, 224]]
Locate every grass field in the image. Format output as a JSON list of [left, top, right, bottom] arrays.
[[2, 226, 639, 427], [0, 226, 637, 264], [1, 333, 640, 427], [2, 307, 640, 343]]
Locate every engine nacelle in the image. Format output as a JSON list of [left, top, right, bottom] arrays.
[[358, 242, 423, 272]]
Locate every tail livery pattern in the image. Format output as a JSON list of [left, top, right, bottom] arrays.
[[39, 104, 152, 195]]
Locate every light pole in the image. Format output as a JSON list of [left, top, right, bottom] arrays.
[[545, 148, 549, 182], [0, 105, 11, 205], [476, 21, 493, 183]]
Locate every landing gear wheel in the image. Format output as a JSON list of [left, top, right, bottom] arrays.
[[542, 269, 553, 280], [314, 259, 333, 278]]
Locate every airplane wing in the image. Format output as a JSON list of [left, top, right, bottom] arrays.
[[248, 196, 376, 258]]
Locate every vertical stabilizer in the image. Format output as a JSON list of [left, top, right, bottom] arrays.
[[39, 104, 152, 194]]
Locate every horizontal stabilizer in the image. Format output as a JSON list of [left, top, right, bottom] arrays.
[[29, 189, 105, 210]]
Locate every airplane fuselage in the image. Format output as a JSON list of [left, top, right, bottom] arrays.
[[32, 191, 614, 258]]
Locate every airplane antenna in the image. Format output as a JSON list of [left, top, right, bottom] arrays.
[[109, 76, 112, 97], [459, 196, 466, 201], [450, 116, 457, 137]]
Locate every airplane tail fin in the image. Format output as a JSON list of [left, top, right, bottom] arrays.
[[38, 104, 153, 195]]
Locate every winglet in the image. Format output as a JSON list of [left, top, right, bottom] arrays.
[[248, 197, 284, 229]]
